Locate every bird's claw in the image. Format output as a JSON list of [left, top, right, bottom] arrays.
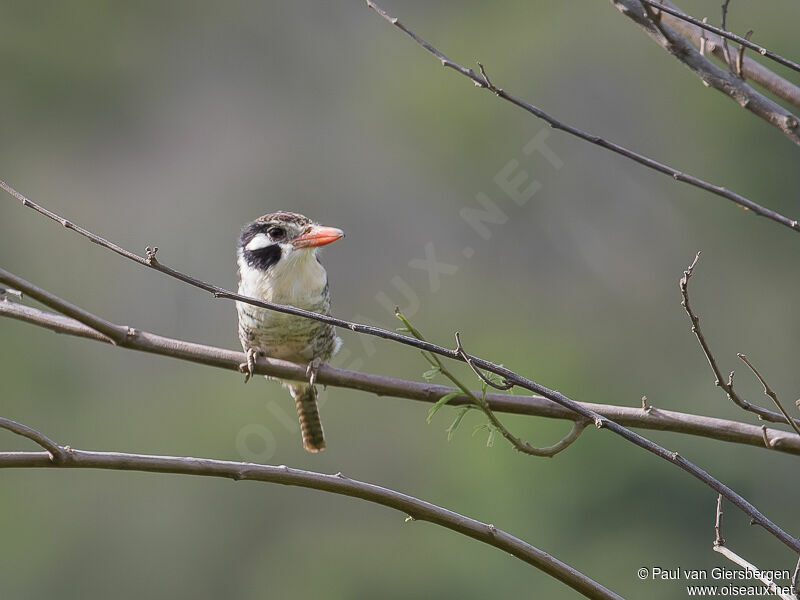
[[240, 348, 259, 383], [306, 357, 322, 388]]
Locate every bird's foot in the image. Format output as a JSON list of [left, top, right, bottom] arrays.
[[239, 348, 260, 383], [306, 357, 322, 388]]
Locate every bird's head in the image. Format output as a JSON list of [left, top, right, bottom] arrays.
[[238, 211, 344, 275]]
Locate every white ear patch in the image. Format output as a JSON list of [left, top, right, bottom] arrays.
[[245, 233, 272, 251]]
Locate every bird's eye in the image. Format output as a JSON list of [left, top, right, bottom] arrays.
[[268, 227, 286, 240]]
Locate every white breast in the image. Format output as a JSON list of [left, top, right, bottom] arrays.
[[237, 247, 328, 305], [236, 247, 332, 361]]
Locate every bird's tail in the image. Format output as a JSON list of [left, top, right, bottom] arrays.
[[288, 384, 326, 452]]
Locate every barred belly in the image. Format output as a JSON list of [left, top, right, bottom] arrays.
[[237, 301, 337, 363]]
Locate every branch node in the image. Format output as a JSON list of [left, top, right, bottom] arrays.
[[145, 246, 160, 265], [699, 17, 708, 56], [714, 494, 725, 547], [738, 353, 800, 436], [476, 62, 502, 95], [0, 287, 23, 301], [760, 425, 773, 448], [734, 30, 754, 80], [454, 332, 513, 390]]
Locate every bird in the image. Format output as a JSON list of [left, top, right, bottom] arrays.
[[236, 211, 344, 453]]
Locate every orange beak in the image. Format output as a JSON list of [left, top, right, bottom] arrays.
[[292, 225, 345, 249]]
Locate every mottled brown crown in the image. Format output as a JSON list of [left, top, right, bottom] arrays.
[[254, 211, 312, 228]]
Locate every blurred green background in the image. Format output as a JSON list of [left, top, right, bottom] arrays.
[[1, 1, 799, 598]]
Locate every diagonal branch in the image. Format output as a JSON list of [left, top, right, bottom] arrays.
[[657, 3, 800, 109], [362, 3, 800, 232], [0, 268, 128, 345], [3, 192, 800, 553], [738, 354, 800, 437], [0, 417, 67, 462], [0, 419, 621, 600], [3, 298, 800, 456], [637, 0, 800, 75], [612, 0, 800, 146], [679, 253, 800, 429], [399, 311, 588, 457]]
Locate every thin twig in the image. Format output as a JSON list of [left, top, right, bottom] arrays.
[[642, 2, 670, 39], [636, 0, 800, 74], [0, 417, 66, 462], [711, 495, 795, 600], [735, 30, 754, 80], [720, 0, 734, 75], [679, 253, 800, 428], [714, 493, 725, 546], [699, 17, 708, 57], [454, 332, 513, 390], [4, 193, 800, 553], [612, 0, 800, 147], [400, 311, 587, 457], [657, 3, 800, 110], [712, 547, 796, 600], [0, 424, 621, 600], [3, 299, 800, 455], [362, 3, 800, 231], [738, 354, 800, 437], [0, 268, 128, 345]]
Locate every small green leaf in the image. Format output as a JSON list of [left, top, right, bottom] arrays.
[[446, 407, 470, 441], [486, 425, 498, 448], [396, 326, 410, 333], [422, 367, 440, 382], [426, 391, 461, 423], [472, 422, 490, 436]]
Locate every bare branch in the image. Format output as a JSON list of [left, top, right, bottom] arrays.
[[0, 422, 621, 600], [531, 420, 590, 457], [0, 267, 128, 345], [0, 416, 66, 462], [679, 253, 800, 429], [4, 299, 800, 456], [712, 496, 796, 600], [0, 179, 498, 361], [720, 0, 735, 76], [657, 4, 800, 110], [3, 189, 799, 552], [361, 4, 800, 232], [611, 0, 800, 146], [635, 0, 800, 75], [738, 354, 800, 437]]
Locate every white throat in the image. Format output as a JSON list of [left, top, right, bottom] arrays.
[[238, 246, 328, 307]]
